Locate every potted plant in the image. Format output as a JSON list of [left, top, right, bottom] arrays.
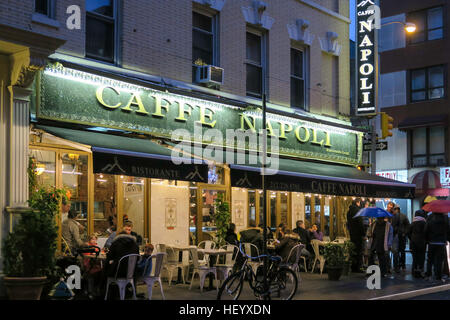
[[342, 241, 355, 276], [213, 193, 231, 248], [323, 243, 345, 281], [2, 157, 66, 300]]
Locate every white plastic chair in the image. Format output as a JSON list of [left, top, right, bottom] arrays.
[[137, 252, 166, 300], [104, 253, 140, 300], [215, 245, 239, 281], [188, 247, 218, 293], [163, 246, 189, 286], [243, 243, 262, 275], [310, 239, 326, 275], [198, 240, 216, 264], [286, 244, 306, 278]]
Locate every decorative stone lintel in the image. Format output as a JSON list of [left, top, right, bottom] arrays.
[[287, 19, 315, 46], [319, 31, 342, 56], [193, 0, 226, 11], [242, 0, 274, 30]]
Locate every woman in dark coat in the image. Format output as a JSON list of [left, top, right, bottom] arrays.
[[407, 210, 427, 278]]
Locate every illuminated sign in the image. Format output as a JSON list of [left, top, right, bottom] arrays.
[[440, 167, 450, 188], [376, 170, 408, 183], [35, 65, 364, 166], [356, 0, 377, 116]]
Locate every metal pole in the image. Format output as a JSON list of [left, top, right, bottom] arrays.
[[371, 119, 377, 174], [262, 92, 268, 298]]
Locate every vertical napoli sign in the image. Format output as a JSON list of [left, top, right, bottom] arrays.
[[356, 0, 378, 116]]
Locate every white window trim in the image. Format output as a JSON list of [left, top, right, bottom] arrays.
[[290, 45, 310, 111], [245, 28, 268, 98]]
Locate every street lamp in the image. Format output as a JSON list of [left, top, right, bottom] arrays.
[[381, 21, 417, 33]]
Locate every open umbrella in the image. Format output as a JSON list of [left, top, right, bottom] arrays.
[[353, 207, 393, 218], [422, 200, 450, 213]]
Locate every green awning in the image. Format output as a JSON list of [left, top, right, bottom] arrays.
[[35, 125, 209, 182]]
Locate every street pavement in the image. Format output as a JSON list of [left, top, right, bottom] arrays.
[[132, 268, 447, 300], [407, 290, 450, 300]]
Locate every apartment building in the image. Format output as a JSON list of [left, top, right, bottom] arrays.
[[377, 0, 449, 217]]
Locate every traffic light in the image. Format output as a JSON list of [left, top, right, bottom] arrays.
[[381, 112, 394, 139], [357, 164, 371, 172]]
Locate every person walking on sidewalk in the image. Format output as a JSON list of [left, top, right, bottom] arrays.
[[424, 212, 450, 283], [407, 210, 427, 278], [392, 205, 410, 273], [347, 198, 365, 272], [367, 217, 394, 277]]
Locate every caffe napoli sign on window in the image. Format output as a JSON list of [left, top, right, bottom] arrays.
[[356, 0, 377, 116]]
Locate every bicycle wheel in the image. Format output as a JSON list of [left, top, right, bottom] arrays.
[[269, 267, 298, 300], [217, 272, 244, 300]]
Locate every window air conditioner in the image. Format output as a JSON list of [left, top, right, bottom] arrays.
[[195, 65, 224, 86]]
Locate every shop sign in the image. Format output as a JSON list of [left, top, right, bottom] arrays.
[[93, 152, 208, 182], [35, 65, 363, 166], [376, 170, 408, 183], [440, 167, 450, 188], [231, 169, 415, 199], [355, 0, 377, 116]]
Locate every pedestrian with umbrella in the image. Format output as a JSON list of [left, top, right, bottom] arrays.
[[422, 201, 450, 283], [407, 210, 427, 278], [347, 199, 365, 272], [356, 207, 394, 277]]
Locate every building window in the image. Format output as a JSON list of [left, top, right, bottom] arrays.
[[408, 6, 444, 44], [410, 126, 446, 168], [246, 31, 266, 98], [410, 65, 445, 102], [192, 11, 219, 82], [291, 48, 306, 110], [35, 0, 55, 18], [86, 0, 117, 63]]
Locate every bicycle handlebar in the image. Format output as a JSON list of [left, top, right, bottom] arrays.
[[238, 242, 281, 262]]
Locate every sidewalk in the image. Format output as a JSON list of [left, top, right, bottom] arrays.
[[134, 269, 448, 300]]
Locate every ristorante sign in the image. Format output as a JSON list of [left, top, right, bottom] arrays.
[[356, 0, 377, 116], [35, 65, 363, 166]]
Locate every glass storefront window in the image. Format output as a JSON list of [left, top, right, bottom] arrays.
[[280, 192, 288, 227], [122, 176, 145, 238], [94, 173, 116, 237], [62, 153, 88, 241], [258, 190, 264, 225], [30, 149, 56, 189], [189, 183, 197, 245], [201, 189, 225, 241], [248, 190, 256, 223], [270, 191, 277, 229], [305, 195, 311, 228]]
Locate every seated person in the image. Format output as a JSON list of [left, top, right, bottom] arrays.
[[105, 220, 143, 249], [240, 220, 264, 253], [310, 224, 324, 241], [105, 224, 140, 278], [293, 220, 312, 258], [135, 244, 155, 278], [274, 229, 300, 264], [83, 234, 101, 256]]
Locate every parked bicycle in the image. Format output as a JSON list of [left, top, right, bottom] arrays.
[[217, 242, 298, 300]]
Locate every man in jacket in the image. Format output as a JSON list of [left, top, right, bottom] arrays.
[[425, 212, 450, 282], [407, 210, 427, 278], [391, 205, 410, 273], [293, 220, 312, 257], [347, 199, 365, 272], [367, 218, 394, 277]]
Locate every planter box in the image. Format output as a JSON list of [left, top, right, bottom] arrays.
[[4, 277, 47, 300]]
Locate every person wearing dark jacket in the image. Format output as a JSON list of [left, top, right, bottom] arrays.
[[347, 199, 365, 272], [392, 205, 410, 272], [105, 228, 140, 278], [275, 229, 300, 263], [293, 220, 312, 258], [239, 220, 264, 252], [424, 212, 450, 282], [407, 210, 427, 278], [225, 223, 238, 246]]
